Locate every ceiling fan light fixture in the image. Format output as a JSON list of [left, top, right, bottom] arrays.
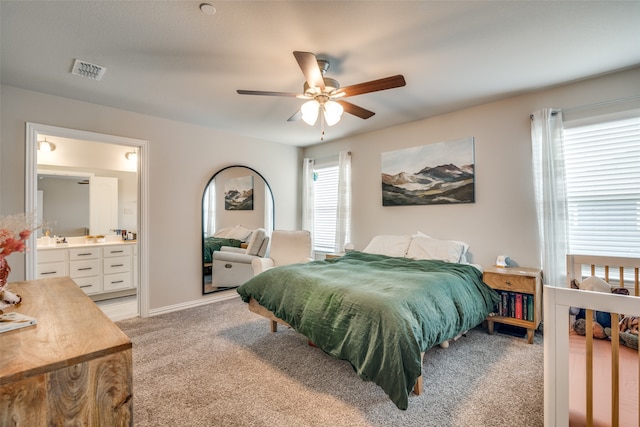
[[301, 100, 319, 126], [323, 101, 343, 126]]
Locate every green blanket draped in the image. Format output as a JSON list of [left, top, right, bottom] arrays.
[[203, 237, 242, 263], [237, 251, 499, 410]]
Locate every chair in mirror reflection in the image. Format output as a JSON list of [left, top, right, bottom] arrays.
[[211, 228, 269, 289]]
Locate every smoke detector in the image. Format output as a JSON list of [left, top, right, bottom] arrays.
[[71, 59, 107, 81]]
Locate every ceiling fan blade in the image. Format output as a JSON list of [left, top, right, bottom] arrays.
[[293, 51, 325, 91], [339, 75, 406, 98], [337, 100, 375, 119], [237, 90, 298, 97], [287, 110, 302, 122]]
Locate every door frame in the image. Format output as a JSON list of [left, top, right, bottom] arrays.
[[25, 122, 150, 318]]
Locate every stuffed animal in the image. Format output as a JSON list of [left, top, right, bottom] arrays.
[[605, 326, 639, 350], [571, 276, 616, 339], [619, 315, 639, 335]]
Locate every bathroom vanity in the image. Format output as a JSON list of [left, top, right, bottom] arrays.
[[37, 237, 137, 301]]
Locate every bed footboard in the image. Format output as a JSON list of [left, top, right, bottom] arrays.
[[248, 297, 291, 332]]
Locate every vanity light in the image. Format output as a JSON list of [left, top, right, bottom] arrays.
[[38, 138, 56, 152], [125, 151, 137, 161]]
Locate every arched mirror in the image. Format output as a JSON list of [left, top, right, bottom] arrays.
[[202, 165, 274, 294]]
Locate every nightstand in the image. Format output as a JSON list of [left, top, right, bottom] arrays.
[[483, 266, 542, 344], [325, 253, 344, 259]]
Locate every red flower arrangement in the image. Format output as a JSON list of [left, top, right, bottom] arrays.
[[0, 213, 38, 258], [0, 213, 40, 310]]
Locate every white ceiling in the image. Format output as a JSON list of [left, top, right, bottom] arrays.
[[2, 1, 639, 147]]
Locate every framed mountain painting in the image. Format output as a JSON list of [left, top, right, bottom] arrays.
[[381, 137, 475, 206], [224, 176, 254, 210]]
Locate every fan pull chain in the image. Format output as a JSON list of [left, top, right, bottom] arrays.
[[320, 107, 326, 141]]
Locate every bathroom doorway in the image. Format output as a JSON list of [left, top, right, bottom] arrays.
[[25, 123, 149, 320]]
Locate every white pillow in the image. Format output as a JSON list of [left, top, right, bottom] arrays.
[[412, 231, 469, 262], [214, 225, 254, 241], [406, 236, 467, 263], [362, 235, 412, 258], [579, 276, 611, 293]]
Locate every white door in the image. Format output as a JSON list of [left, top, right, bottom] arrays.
[[89, 176, 118, 235]]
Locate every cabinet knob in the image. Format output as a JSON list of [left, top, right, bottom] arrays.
[[505, 280, 511, 286]]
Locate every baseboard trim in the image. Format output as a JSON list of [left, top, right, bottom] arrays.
[[148, 290, 240, 317]]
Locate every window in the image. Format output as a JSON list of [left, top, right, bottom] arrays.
[[313, 164, 339, 252], [563, 114, 640, 257]]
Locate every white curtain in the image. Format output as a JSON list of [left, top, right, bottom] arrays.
[[264, 184, 274, 234], [531, 109, 568, 287], [302, 158, 315, 236], [203, 184, 216, 237], [335, 151, 352, 253]]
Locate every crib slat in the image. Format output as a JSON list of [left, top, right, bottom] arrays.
[[586, 310, 594, 427], [635, 267, 639, 296], [610, 312, 620, 427]]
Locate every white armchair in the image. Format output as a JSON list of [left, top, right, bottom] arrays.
[[211, 228, 269, 287], [252, 230, 313, 275]]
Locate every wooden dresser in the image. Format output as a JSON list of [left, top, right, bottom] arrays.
[[0, 277, 132, 426]]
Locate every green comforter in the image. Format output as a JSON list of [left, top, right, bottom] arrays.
[[203, 237, 242, 263], [237, 251, 499, 410]]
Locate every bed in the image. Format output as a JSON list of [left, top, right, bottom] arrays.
[[544, 254, 640, 427], [203, 236, 242, 264], [237, 236, 499, 410], [203, 225, 255, 265]]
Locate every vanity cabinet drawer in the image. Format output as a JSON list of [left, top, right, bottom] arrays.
[[103, 246, 132, 258], [70, 259, 101, 278], [103, 256, 130, 275], [69, 247, 100, 260], [73, 276, 101, 295], [38, 249, 67, 263], [103, 272, 131, 291], [37, 262, 67, 278]]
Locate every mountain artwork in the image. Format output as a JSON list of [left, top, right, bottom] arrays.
[[381, 138, 475, 206], [225, 176, 254, 210]]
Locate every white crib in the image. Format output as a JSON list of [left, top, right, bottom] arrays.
[[544, 254, 640, 426]]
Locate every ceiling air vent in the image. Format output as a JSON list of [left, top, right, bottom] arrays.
[[71, 59, 107, 81]]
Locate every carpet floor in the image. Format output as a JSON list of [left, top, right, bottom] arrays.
[[117, 296, 543, 427]]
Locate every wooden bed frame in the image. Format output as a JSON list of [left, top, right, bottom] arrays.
[[248, 297, 427, 395], [544, 254, 640, 427]]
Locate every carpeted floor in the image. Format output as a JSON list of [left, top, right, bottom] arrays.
[[117, 297, 543, 427]]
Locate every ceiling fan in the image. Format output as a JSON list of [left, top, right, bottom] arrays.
[[237, 51, 406, 137]]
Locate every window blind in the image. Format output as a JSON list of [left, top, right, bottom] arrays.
[[563, 115, 640, 257], [313, 165, 339, 252]]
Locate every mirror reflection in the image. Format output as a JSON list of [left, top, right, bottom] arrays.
[[202, 166, 274, 294]]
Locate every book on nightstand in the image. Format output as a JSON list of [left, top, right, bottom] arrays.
[[0, 311, 37, 333], [515, 293, 523, 319]]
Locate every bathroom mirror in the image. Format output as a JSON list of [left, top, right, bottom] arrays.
[[202, 165, 274, 294]]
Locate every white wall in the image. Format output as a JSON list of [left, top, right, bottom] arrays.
[[303, 67, 640, 269], [1, 85, 301, 311]]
